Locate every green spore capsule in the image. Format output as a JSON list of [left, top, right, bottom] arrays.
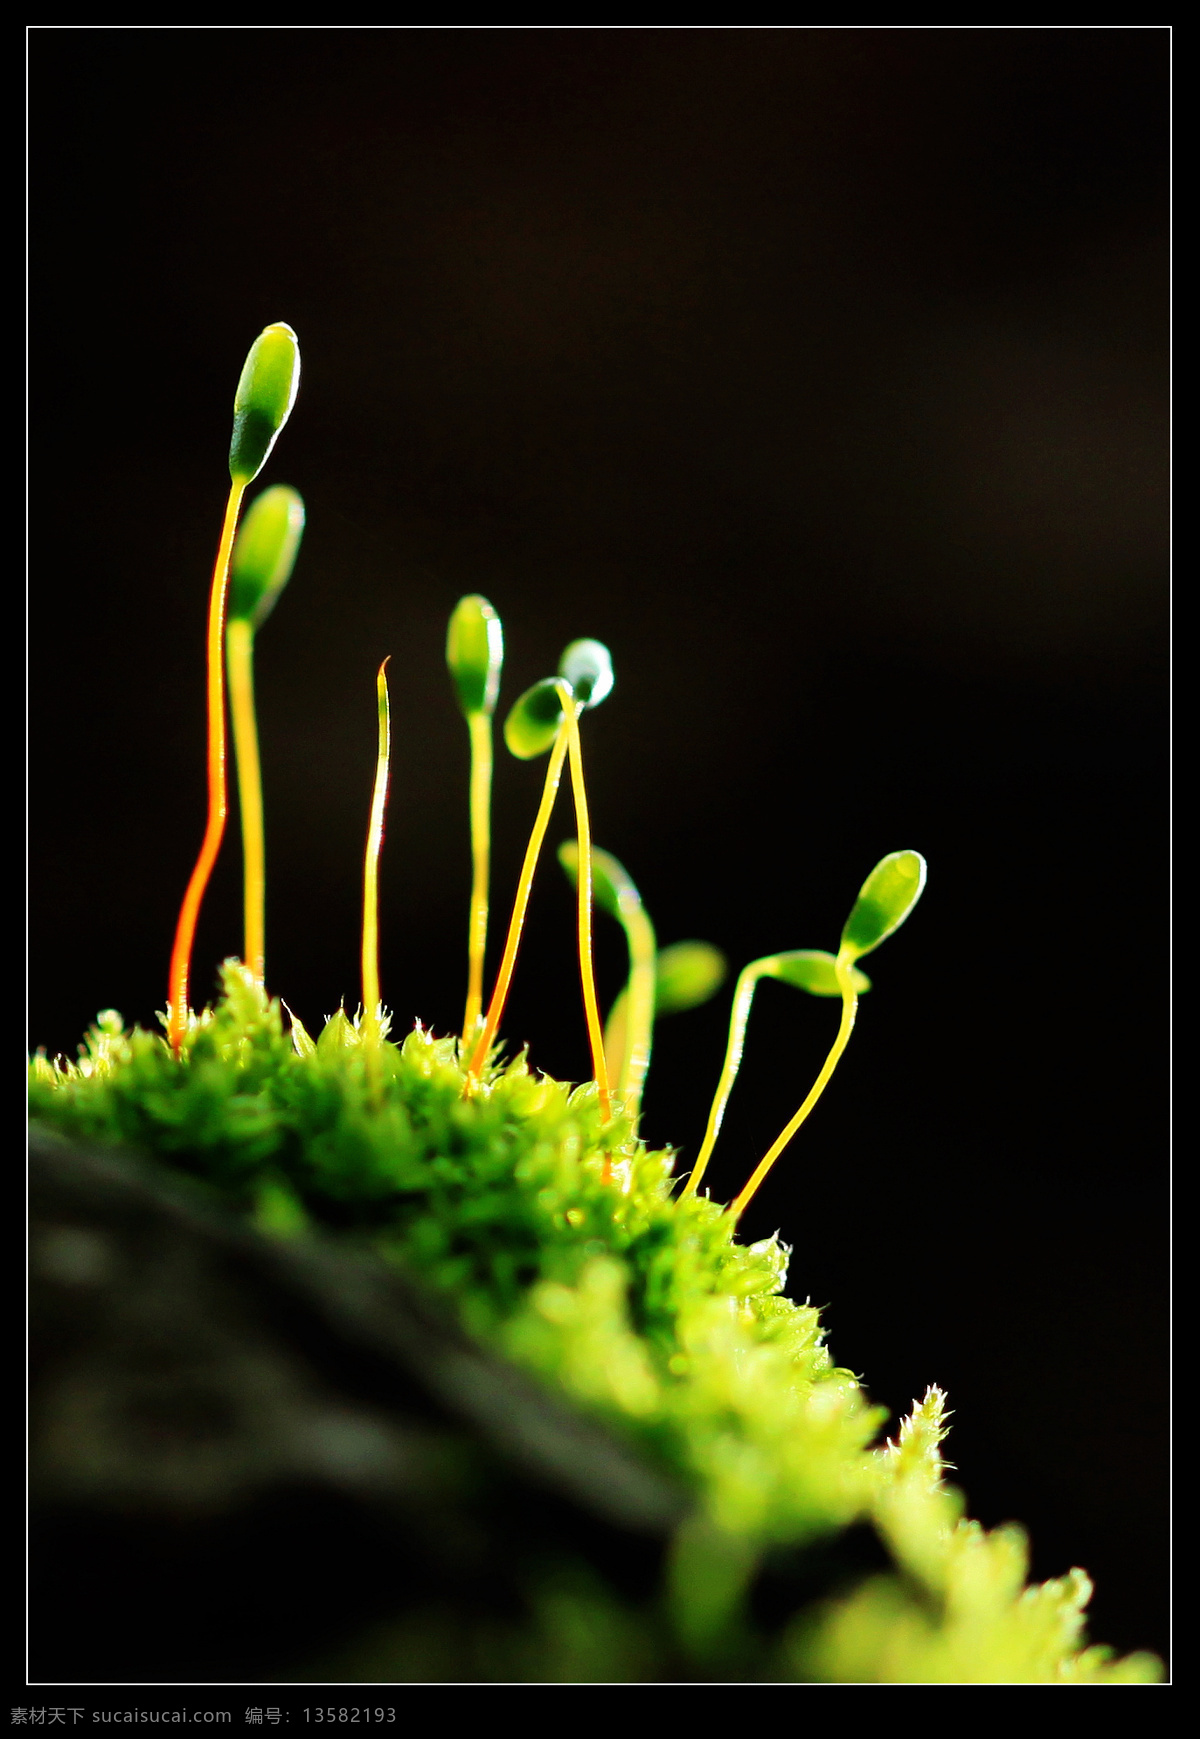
[[504, 677, 570, 759], [558, 638, 614, 709], [655, 942, 728, 1015], [447, 594, 504, 717], [839, 850, 928, 963], [227, 486, 306, 628], [771, 949, 871, 998], [229, 323, 301, 485]]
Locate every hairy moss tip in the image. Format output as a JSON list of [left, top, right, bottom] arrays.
[[229, 323, 301, 485]]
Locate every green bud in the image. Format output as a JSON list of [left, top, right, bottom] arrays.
[[655, 942, 728, 1015], [839, 850, 927, 962], [446, 595, 504, 717], [229, 323, 301, 485], [227, 485, 305, 629], [504, 678, 569, 759], [769, 949, 871, 997], [558, 638, 614, 709]]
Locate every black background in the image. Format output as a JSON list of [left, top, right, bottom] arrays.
[[29, 28, 1168, 1668]]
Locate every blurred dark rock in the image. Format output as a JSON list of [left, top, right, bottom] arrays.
[[29, 1124, 687, 1682]]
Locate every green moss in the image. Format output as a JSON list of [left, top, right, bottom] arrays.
[[29, 962, 1159, 1683]]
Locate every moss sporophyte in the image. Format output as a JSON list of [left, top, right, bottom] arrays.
[[28, 324, 1160, 1685]]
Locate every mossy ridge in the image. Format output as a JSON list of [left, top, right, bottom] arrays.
[[29, 964, 1157, 1683]]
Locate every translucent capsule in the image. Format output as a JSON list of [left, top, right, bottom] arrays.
[[229, 323, 301, 485], [839, 850, 927, 963], [558, 638, 614, 709], [447, 594, 504, 717], [504, 677, 570, 758], [227, 485, 305, 628]]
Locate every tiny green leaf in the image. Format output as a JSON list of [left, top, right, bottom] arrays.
[[558, 639, 614, 709], [504, 677, 569, 759], [229, 322, 301, 485], [839, 850, 927, 962], [769, 950, 871, 997], [655, 942, 728, 1015], [285, 1006, 316, 1059], [447, 594, 504, 717], [228, 485, 305, 628]]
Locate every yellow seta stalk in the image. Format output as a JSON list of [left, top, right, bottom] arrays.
[[563, 701, 612, 1126], [680, 956, 772, 1201], [361, 659, 392, 1044], [601, 894, 656, 1115], [226, 616, 265, 985], [464, 699, 573, 1088], [464, 708, 493, 1037], [727, 953, 859, 1221]]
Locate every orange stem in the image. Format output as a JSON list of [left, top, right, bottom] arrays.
[[167, 480, 246, 1052]]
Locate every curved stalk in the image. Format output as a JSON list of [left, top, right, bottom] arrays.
[[602, 900, 656, 1119], [563, 702, 611, 1125], [727, 952, 859, 1221], [680, 959, 770, 1200], [167, 479, 246, 1052]]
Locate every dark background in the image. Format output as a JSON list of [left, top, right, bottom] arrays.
[[30, 29, 1168, 1666]]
